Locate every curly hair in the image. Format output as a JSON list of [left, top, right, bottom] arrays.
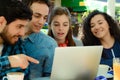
[[82, 10, 120, 46]]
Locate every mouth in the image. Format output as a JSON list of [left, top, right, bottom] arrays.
[[35, 25, 42, 30], [94, 29, 103, 36], [13, 36, 19, 42], [57, 33, 64, 36]]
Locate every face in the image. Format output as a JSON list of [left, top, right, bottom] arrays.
[[28, 2, 49, 33], [1, 19, 29, 45], [50, 14, 69, 42], [90, 14, 110, 39]]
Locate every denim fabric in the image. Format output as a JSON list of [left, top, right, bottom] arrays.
[[23, 32, 57, 79], [0, 38, 29, 80]]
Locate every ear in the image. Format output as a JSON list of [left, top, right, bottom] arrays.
[[0, 16, 6, 33], [0, 16, 6, 25]]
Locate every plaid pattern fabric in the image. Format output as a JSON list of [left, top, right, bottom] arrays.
[[0, 38, 29, 80]]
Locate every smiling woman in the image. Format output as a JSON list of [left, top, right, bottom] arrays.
[[82, 10, 120, 67]]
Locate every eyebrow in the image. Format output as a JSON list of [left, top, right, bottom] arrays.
[[34, 12, 41, 16], [54, 20, 69, 23], [97, 20, 104, 22], [18, 24, 25, 27], [91, 19, 104, 24]]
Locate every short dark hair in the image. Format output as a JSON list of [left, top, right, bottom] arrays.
[[22, 0, 51, 7], [0, 0, 32, 24]]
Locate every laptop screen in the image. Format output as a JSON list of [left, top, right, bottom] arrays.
[[50, 46, 103, 80]]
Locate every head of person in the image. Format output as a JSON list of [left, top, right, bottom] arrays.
[[82, 10, 120, 46], [48, 7, 76, 46], [0, 0, 32, 45], [22, 0, 51, 33]]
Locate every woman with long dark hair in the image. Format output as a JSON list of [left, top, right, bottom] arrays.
[[82, 10, 120, 67]]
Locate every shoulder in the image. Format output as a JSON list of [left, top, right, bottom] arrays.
[[29, 32, 58, 46]]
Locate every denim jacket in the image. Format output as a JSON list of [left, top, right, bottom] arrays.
[[23, 32, 57, 79]]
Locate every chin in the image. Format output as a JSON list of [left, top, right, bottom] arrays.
[[10, 41, 18, 45], [34, 30, 40, 33]]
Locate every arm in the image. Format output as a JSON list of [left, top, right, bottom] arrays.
[[0, 54, 39, 72], [43, 42, 57, 77], [8, 54, 39, 69]]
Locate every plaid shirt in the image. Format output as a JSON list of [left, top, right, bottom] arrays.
[[0, 38, 29, 80]]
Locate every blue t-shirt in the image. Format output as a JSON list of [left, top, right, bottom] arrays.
[[100, 40, 120, 67]]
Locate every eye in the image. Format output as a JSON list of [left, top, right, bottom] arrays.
[[98, 22, 103, 25], [63, 22, 69, 27], [90, 24, 95, 28], [54, 23, 59, 27], [33, 14, 41, 18], [64, 23, 69, 26], [44, 16, 48, 20], [17, 25, 24, 29]]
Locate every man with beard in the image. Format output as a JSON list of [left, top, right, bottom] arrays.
[[22, 0, 57, 79], [0, 0, 39, 80]]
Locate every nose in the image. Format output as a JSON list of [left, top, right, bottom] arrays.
[[94, 24, 100, 29], [58, 25, 63, 31], [38, 17, 44, 25]]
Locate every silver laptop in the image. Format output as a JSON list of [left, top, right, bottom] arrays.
[[50, 46, 103, 80]]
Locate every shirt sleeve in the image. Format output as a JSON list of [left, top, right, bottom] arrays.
[[43, 42, 57, 77], [0, 56, 10, 71]]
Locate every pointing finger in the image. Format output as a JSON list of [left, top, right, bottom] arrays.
[[26, 56, 39, 64]]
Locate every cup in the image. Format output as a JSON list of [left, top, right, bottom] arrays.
[[113, 58, 120, 80], [97, 64, 110, 76], [2, 72, 24, 80]]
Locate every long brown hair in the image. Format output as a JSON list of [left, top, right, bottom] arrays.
[[48, 7, 76, 46]]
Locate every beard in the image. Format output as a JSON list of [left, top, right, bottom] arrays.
[[0, 27, 17, 45]]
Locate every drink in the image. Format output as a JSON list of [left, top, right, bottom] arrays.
[[113, 58, 120, 80], [2, 72, 24, 80], [97, 64, 109, 76]]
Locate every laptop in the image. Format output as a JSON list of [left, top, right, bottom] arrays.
[[50, 46, 103, 80]]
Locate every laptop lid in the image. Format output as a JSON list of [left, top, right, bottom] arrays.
[[50, 46, 103, 80]]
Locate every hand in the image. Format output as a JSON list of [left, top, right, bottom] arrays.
[[8, 54, 39, 69], [0, 16, 6, 33]]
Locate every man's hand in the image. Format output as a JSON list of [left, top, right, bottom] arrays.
[[8, 54, 39, 69]]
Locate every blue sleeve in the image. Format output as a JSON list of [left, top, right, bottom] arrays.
[[0, 56, 10, 71], [43, 41, 57, 76]]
